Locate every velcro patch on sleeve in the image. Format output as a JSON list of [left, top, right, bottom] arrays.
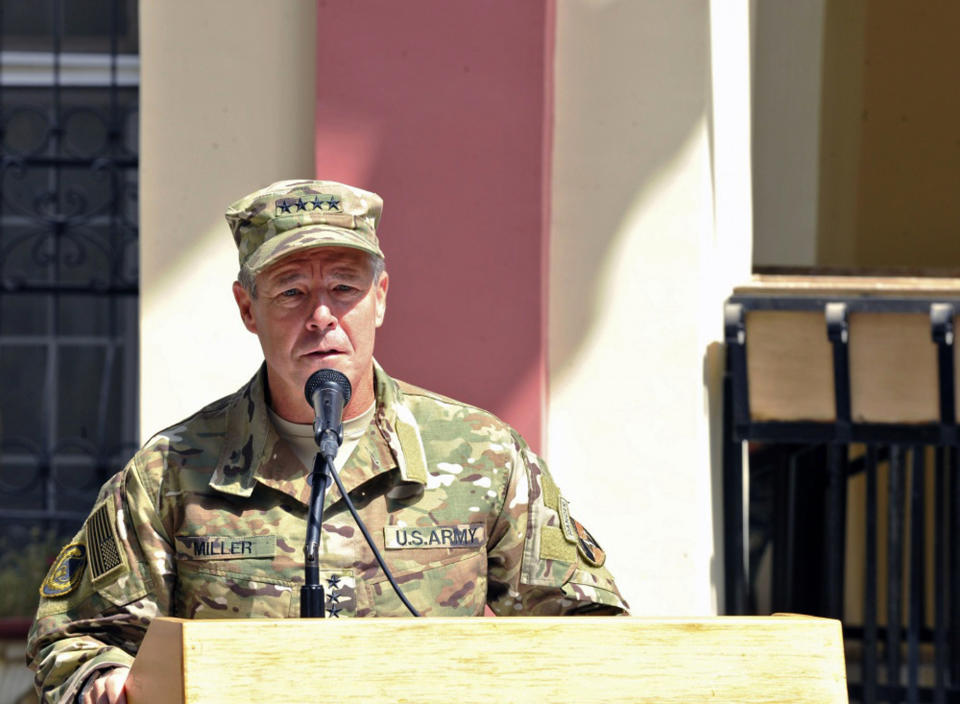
[[86, 496, 128, 587], [175, 535, 277, 560], [539, 525, 577, 563], [384, 524, 485, 549]]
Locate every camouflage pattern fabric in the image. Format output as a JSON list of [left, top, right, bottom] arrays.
[[27, 361, 627, 702], [224, 179, 385, 273]]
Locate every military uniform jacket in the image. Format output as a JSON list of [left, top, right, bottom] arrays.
[[28, 362, 627, 702]]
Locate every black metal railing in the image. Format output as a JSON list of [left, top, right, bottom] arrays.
[[724, 289, 960, 703]]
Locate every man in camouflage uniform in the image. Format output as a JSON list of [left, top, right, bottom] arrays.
[[27, 180, 627, 703]]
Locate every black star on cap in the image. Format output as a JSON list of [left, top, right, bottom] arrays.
[[295, 198, 307, 211], [277, 200, 292, 213], [327, 197, 340, 210], [311, 196, 323, 210]]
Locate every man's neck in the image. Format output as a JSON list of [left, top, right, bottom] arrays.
[[265, 367, 375, 423]]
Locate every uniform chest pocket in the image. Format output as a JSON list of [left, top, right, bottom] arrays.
[[174, 561, 296, 619], [368, 550, 486, 617]]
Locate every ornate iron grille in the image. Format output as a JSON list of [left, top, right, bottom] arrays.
[[0, 0, 138, 572]]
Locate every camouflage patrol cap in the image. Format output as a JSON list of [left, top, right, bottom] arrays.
[[225, 179, 384, 273]]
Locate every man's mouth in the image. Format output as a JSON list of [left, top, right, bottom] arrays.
[[303, 350, 343, 360]]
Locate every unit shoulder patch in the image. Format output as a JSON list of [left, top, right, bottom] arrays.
[[572, 518, 606, 568], [40, 543, 86, 598]]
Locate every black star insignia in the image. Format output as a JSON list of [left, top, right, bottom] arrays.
[[328, 591, 342, 603], [311, 196, 323, 210], [277, 200, 292, 213], [326, 575, 341, 588], [295, 198, 307, 211], [327, 197, 340, 210], [327, 604, 342, 618]]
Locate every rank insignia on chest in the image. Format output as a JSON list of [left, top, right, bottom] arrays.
[[321, 572, 356, 618], [40, 543, 86, 598]]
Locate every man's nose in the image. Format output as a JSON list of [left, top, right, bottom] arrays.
[[306, 296, 336, 330]]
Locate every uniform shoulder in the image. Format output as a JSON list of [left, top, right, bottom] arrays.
[[142, 389, 236, 453], [392, 378, 519, 444], [133, 385, 245, 493]]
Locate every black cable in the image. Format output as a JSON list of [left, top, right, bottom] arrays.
[[326, 462, 421, 617]]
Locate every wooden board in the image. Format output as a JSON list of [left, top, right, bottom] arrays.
[[746, 311, 835, 421], [735, 274, 960, 297], [744, 307, 949, 423], [126, 615, 847, 704]]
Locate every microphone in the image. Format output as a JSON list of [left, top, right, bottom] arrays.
[[303, 369, 352, 461]]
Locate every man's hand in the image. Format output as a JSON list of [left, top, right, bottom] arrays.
[[79, 666, 130, 704]]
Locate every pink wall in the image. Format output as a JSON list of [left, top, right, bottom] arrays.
[[314, 0, 554, 451]]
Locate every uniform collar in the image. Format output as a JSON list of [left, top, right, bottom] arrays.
[[208, 361, 427, 505]]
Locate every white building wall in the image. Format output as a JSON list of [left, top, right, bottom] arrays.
[[139, 0, 316, 436], [547, 0, 752, 614]]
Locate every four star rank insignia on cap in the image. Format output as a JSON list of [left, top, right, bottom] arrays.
[[275, 195, 343, 215]]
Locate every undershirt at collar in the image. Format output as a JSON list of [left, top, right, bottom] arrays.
[[268, 401, 376, 473]]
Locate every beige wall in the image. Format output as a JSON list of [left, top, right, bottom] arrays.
[[139, 0, 317, 437], [751, 0, 824, 268], [854, 1, 960, 268], [547, 0, 752, 614], [817, 1, 960, 270], [815, 1, 867, 268]]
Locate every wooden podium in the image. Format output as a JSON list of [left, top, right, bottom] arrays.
[[125, 615, 847, 703]]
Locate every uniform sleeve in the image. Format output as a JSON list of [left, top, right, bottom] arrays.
[[485, 434, 629, 616], [26, 451, 174, 703]]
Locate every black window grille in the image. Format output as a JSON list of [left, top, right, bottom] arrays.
[[0, 0, 138, 619]]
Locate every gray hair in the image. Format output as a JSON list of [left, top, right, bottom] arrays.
[[237, 252, 385, 299]]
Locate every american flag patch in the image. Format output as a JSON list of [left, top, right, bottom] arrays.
[[86, 497, 126, 584]]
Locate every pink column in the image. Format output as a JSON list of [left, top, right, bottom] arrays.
[[314, 0, 554, 451]]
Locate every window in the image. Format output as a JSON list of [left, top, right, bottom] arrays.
[[0, 0, 138, 617]]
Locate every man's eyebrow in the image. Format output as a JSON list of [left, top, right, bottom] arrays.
[[327, 266, 367, 280], [268, 270, 307, 287]]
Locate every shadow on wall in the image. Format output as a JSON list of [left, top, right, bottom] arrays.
[[548, 0, 710, 381]]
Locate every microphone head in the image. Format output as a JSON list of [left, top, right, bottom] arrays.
[[304, 368, 352, 406]]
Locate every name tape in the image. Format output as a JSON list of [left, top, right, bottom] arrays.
[[176, 535, 277, 560], [384, 524, 485, 549]]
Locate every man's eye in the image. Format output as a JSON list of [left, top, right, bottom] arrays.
[[333, 284, 357, 294], [281, 288, 301, 297]]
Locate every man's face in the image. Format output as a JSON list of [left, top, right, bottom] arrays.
[[232, 247, 388, 422]]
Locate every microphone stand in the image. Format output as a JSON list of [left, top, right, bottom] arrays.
[[301, 451, 332, 618]]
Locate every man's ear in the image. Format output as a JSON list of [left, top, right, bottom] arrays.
[[374, 271, 389, 328], [232, 281, 258, 334]]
